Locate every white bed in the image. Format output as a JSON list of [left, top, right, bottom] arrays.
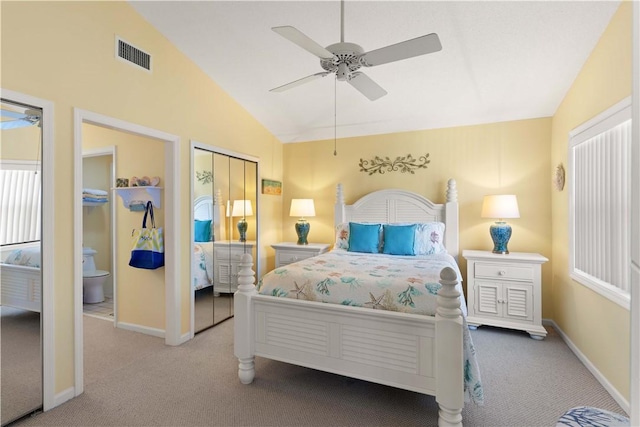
[[0, 243, 41, 313], [235, 179, 477, 426], [193, 192, 228, 291]]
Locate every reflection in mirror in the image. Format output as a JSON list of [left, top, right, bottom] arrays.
[[193, 147, 258, 333], [0, 99, 43, 424]]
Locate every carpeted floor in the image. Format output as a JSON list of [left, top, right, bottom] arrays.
[[13, 317, 626, 427]]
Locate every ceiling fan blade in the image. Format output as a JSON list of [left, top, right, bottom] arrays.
[[272, 26, 334, 59], [1, 109, 28, 120], [360, 33, 442, 67], [270, 72, 330, 93], [0, 119, 36, 130], [348, 72, 387, 101]]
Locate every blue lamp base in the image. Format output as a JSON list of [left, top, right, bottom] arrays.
[[489, 221, 512, 254], [295, 220, 310, 245], [237, 218, 248, 242]]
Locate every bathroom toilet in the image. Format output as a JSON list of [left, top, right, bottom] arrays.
[[82, 247, 110, 304]]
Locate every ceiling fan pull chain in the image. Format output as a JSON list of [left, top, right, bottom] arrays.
[[334, 76, 338, 156]]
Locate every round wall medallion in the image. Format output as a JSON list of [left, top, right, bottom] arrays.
[[554, 163, 565, 191]]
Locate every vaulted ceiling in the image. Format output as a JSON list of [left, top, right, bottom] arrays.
[[130, 1, 620, 143]]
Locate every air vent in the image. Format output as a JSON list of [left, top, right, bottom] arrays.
[[115, 37, 151, 72]]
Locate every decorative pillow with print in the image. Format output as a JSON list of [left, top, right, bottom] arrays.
[[414, 222, 447, 255], [335, 222, 350, 249]]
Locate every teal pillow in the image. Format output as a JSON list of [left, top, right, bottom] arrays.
[[383, 224, 417, 255], [348, 223, 381, 253], [194, 220, 212, 242]]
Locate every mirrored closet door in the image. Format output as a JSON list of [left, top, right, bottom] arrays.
[[0, 99, 43, 425], [193, 146, 258, 333]]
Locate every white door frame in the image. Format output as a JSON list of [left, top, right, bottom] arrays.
[[73, 108, 182, 397], [82, 147, 117, 325], [630, 1, 639, 424], [0, 88, 55, 411]]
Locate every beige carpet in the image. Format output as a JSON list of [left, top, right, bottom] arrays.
[[15, 318, 626, 427]]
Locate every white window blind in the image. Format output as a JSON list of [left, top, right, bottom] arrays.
[[0, 163, 41, 245], [569, 98, 631, 309]]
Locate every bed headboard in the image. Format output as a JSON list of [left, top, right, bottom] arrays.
[[194, 195, 214, 221], [194, 189, 226, 241], [334, 179, 459, 257]]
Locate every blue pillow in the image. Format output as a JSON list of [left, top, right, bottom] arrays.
[[383, 224, 417, 256], [194, 220, 212, 242], [348, 223, 381, 253]]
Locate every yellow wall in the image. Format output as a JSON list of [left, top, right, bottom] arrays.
[[1, 1, 283, 395], [0, 125, 41, 161], [283, 118, 553, 300], [83, 124, 166, 329], [551, 2, 632, 402]]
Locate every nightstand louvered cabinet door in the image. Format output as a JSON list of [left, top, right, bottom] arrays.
[[463, 250, 547, 340]]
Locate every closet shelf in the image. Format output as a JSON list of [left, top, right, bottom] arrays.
[[113, 186, 162, 209]]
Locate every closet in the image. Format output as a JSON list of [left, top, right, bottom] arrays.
[[192, 145, 258, 333], [0, 99, 43, 425]]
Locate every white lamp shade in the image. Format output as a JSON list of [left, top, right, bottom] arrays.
[[289, 199, 315, 218], [231, 199, 253, 217], [481, 195, 520, 219]]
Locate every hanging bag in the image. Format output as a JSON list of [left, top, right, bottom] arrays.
[[129, 201, 165, 269]]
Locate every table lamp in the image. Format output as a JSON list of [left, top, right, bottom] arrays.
[[289, 199, 315, 245], [481, 195, 520, 254], [232, 199, 253, 242]]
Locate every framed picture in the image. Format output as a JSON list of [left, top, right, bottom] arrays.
[[262, 179, 282, 195]]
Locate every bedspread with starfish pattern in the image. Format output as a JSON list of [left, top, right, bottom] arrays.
[[257, 249, 484, 405]]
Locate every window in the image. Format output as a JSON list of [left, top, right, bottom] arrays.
[[569, 97, 631, 309], [0, 161, 41, 245]]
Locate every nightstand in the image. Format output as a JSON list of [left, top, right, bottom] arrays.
[[271, 242, 330, 268], [213, 240, 255, 293], [463, 250, 548, 339]]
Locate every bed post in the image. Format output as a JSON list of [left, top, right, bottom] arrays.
[[335, 183, 346, 225], [234, 253, 257, 384], [445, 179, 459, 259], [436, 266, 464, 427]]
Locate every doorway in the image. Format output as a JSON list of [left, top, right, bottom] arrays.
[[73, 109, 182, 398], [82, 147, 116, 322], [0, 90, 54, 422]]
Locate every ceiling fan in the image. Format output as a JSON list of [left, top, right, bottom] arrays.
[[270, 0, 442, 101], [0, 108, 41, 130]]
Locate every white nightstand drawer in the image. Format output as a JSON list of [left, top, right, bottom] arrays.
[[277, 250, 313, 266], [474, 263, 533, 281], [215, 248, 243, 261]]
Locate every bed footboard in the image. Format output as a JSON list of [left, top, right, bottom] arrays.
[[234, 256, 464, 427], [0, 264, 42, 313]]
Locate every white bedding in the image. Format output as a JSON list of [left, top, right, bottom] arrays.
[[193, 242, 214, 290]]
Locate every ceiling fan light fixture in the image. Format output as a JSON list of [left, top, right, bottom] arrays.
[[336, 63, 350, 81]]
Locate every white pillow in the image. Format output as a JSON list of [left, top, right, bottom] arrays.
[[335, 222, 350, 249], [414, 222, 446, 255]]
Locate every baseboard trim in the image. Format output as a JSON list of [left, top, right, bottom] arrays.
[[53, 386, 75, 408], [543, 319, 630, 414], [179, 331, 191, 345], [117, 321, 165, 338]]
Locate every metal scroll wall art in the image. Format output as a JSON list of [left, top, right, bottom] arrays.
[[359, 153, 430, 175], [196, 170, 213, 184]]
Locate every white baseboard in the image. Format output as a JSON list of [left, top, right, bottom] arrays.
[[179, 331, 192, 344], [52, 386, 75, 408], [117, 321, 165, 338], [543, 319, 630, 414]]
